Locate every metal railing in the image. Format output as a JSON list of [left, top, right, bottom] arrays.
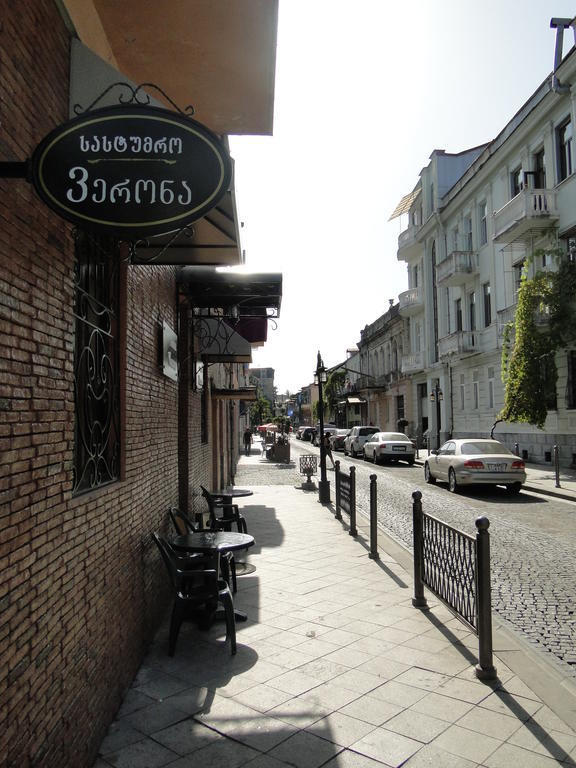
[[334, 461, 357, 536], [327, 472, 497, 680], [412, 491, 496, 680]]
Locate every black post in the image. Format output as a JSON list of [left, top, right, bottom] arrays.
[[554, 444, 561, 488], [349, 466, 357, 537], [368, 474, 378, 557], [434, 382, 442, 451], [316, 351, 330, 504], [475, 516, 497, 680], [412, 490, 427, 608], [334, 460, 342, 520]]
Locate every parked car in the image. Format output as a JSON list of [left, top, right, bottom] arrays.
[[344, 426, 380, 457], [424, 438, 526, 494], [330, 429, 350, 452], [312, 425, 338, 446], [363, 432, 415, 465], [298, 426, 316, 442]]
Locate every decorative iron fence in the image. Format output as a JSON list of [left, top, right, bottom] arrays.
[[334, 461, 357, 536], [412, 491, 496, 680]]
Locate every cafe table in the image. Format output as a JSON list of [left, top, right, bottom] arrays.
[[171, 531, 255, 622], [209, 489, 255, 574], [211, 487, 253, 500]]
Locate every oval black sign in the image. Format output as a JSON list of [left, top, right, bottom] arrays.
[[30, 105, 232, 237]]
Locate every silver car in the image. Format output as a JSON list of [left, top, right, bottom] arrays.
[[424, 438, 527, 494], [363, 432, 415, 465], [344, 426, 380, 457]]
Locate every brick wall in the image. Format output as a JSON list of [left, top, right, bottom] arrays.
[[0, 3, 215, 765]]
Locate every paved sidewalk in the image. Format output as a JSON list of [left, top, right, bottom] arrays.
[[95, 457, 576, 767]]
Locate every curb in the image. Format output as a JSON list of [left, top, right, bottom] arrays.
[[522, 484, 576, 502], [414, 459, 576, 503]]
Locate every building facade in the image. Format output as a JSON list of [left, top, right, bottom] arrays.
[[355, 303, 418, 438], [0, 2, 278, 765], [395, 39, 576, 461], [249, 366, 276, 407]]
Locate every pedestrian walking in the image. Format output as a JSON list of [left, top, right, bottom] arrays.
[[243, 427, 252, 456], [323, 432, 335, 469]]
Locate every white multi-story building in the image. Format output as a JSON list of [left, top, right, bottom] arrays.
[[394, 27, 576, 464]]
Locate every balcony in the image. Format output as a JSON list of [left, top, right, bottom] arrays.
[[493, 188, 559, 243], [438, 330, 478, 359], [357, 374, 388, 391], [401, 351, 424, 374], [397, 225, 421, 262], [436, 251, 479, 286], [399, 286, 424, 316]]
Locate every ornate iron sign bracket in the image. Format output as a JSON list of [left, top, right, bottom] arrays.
[[1, 83, 232, 257]]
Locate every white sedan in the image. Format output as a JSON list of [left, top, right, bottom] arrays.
[[424, 438, 526, 494], [362, 432, 416, 465]]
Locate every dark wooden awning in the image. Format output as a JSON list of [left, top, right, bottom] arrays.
[[211, 387, 257, 401], [179, 267, 282, 318]]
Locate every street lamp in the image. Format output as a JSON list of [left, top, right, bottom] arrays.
[[429, 382, 443, 451], [314, 351, 330, 504]]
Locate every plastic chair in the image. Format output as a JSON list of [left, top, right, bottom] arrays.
[[152, 533, 236, 656], [169, 507, 198, 535], [200, 486, 248, 534], [169, 507, 237, 593]]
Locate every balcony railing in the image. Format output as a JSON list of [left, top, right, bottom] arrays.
[[436, 251, 479, 286], [401, 351, 424, 374], [438, 330, 478, 358], [493, 188, 559, 243], [399, 286, 424, 316]]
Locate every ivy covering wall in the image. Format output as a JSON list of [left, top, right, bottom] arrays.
[[501, 237, 576, 429]]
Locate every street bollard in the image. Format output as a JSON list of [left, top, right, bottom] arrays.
[[368, 474, 379, 558], [334, 460, 342, 520], [554, 445, 561, 488], [411, 491, 427, 607], [475, 516, 497, 680], [349, 466, 357, 537]]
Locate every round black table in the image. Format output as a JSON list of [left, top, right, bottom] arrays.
[[208, 491, 256, 575], [211, 488, 253, 499], [172, 531, 254, 554]]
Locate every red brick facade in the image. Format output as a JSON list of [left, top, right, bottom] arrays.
[[0, 3, 236, 765]]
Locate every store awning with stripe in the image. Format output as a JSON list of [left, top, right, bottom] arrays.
[[388, 185, 421, 220]]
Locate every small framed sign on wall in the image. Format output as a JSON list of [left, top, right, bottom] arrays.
[[161, 321, 178, 381]]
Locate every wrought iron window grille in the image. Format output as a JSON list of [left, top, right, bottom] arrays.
[[73, 230, 121, 495]]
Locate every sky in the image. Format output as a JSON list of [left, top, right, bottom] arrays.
[[229, 0, 576, 395]]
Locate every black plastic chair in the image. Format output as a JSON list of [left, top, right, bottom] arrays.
[[169, 507, 198, 535], [169, 507, 237, 593], [200, 486, 248, 534], [152, 532, 236, 656]]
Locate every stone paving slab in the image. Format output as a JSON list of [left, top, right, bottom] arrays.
[[96, 475, 576, 767]]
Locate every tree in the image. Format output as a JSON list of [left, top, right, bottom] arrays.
[[500, 239, 576, 430], [250, 396, 272, 427], [324, 370, 345, 422]]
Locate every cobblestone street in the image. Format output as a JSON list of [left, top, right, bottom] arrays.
[[238, 439, 576, 681]]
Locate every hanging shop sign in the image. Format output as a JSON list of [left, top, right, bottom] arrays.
[[30, 105, 232, 237]]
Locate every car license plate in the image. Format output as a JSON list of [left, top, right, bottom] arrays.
[[392, 446, 406, 451], [487, 463, 506, 471]]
